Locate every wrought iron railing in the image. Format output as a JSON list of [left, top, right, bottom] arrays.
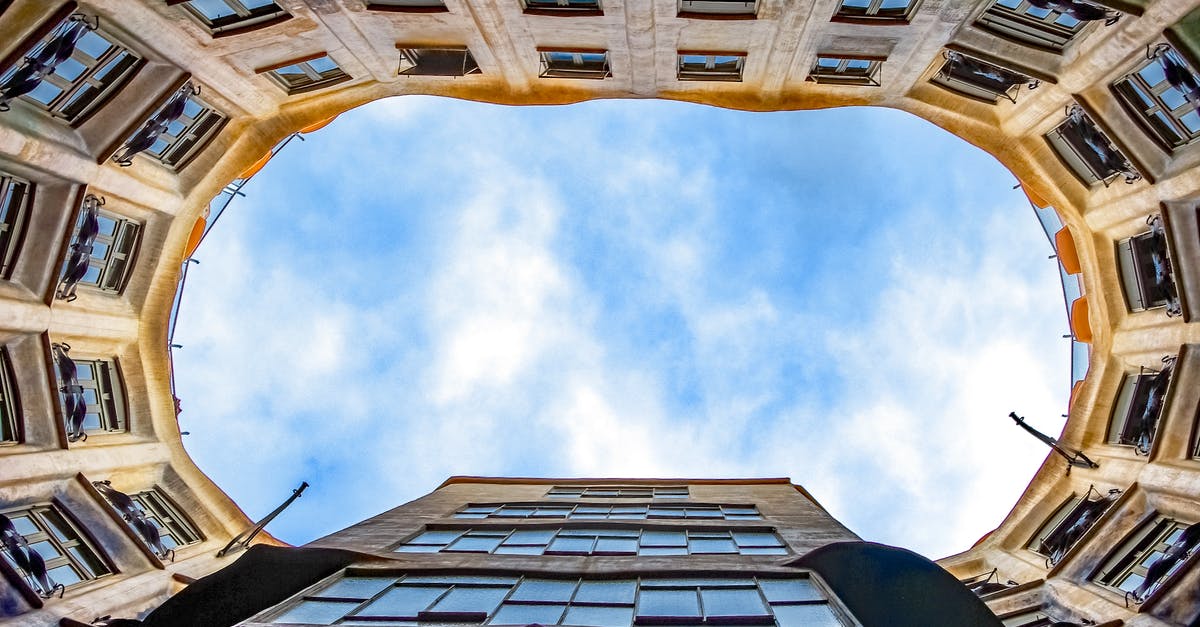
[[0, 512, 64, 598]]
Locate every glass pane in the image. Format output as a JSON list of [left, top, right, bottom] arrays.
[[188, 0, 237, 19], [1161, 88, 1187, 111], [46, 564, 82, 587], [879, 0, 908, 8], [357, 585, 447, 617], [274, 64, 306, 76], [817, 58, 840, 68], [505, 529, 555, 544], [30, 540, 62, 560], [427, 586, 510, 614], [1139, 61, 1167, 86], [575, 580, 636, 604], [596, 537, 637, 553], [320, 577, 396, 599], [10, 515, 38, 536], [642, 531, 686, 546], [82, 413, 102, 430], [510, 579, 577, 602], [758, 580, 822, 603], [494, 545, 544, 555], [547, 536, 594, 553], [40, 510, 75, 543], [639, 546, 688, 556], [563, 605, 634, 627], [75, 32, 112, 60], [410, 530, 464, 544], [1118, 572, 1145, 593], [772, 603, 842, 627], [739, 547, 788, 555], [275, 600, 359, 624], [490, 604, 566, 625], [637, 589, 700, 618], [395, 544, 442, 553], [732, 532, 781, 547], [246, 0, 279, 8], [26, 81, 61, 105], [53, 58, 86, 82], [69, 546, 106, 576], [700, 588, 768, 618], [445, 535, 503, 552], [689, 538, 737, 553], [846, 59, 870, 70], [308, 57, 338, 73], [1181, 109, 1200, 132]]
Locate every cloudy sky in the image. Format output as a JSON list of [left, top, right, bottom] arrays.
[[171, 95, 1070, 560]]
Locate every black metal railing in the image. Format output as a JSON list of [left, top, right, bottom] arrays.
[[1056, 105, 1141, 186], [92, 481, 175, 562], [1127, 520, 1200, 605], [51, 342, 88, 442], [56, 194, 103, 302], [1037, 485, 1121, 567], [0, 13, 97, 112], [0, 512, 64, 598], [937, 51, 1038, 103], [111, 82, 199, 167]]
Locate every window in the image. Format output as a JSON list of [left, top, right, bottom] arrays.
[[547, 486, 689, 498], [0, 16, 140, 123], [0, 172, 31, 279], [1117, 217, 1180, 315], [833, 0, 917, 22], [931, 51, 1035, 104], [455, 503, 762, 520], [58, 203, 141, 297], [114, 85, 226, 169], [0, 347, 18, 444], [395, 526, 787, 556], [178, 0, 291, 35], [398, 48, 481, 76], [808, 56, 882, 86], [522, 0, 602, 14], [959, 569, 1015, 596], [268, 574, 849, 626], [0, 504, 110, 596], [263, 55, 350, 94], [999, 607, 1090, 626], [677, 0, 756, 18], [677, 53, 745, 82], [93, 482, 200, 560], [366, 0, 448, 11], [52, 345, 127, 441], [1094, 516, 1200, 603], [1026, 488, 1121, 566], [975, 0, 1112, 51], [539, 50, 611, 80], [1107, 356, 1175, 454], [1046, 104, 1140, 186], [1114, 45, 1200, 151]]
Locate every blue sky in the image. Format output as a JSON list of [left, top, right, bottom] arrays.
[[172, 96, 1069, 559]]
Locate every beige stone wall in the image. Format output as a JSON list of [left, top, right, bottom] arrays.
[[1, 0, 1199, 624]]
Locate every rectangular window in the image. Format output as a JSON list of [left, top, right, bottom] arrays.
[[833, 0, 917, 22], [1117, 217, 1179, 314], [178, 0, 290, 35], [135, 91, 226, 169], [930, 51, 1033, 104], [1026, 489, 1120, 566], [522, 0, 602, 14], [395, 526, 786, 556], [0, 504, 110, 594], [263, 55, 350, 94], [398, 47, 481, 77], [0, 172, 31, 279], [1046, 105, 1140, 186], [975, 0, 1091, 51], [1107, 358, 1174, 454], [455, 503, 761, 520], [999, 607, 1088, 626], [677, 0, 756, 18], [268, 575, 846, 625], [0, 347, 18, 444], [1114, 45, 1200, 151], [547, 486, 689, 498], [131, 489, 202, 549], [0, 18, 140, 123], [61, 208, 141, 294], [56, 356, 126, 437], [539, 50, 610, 80], [808, 56, 882, 86], [677, 53, 746, 82], [366, 0, 448, 10], [1093, 516, 1199, 602]]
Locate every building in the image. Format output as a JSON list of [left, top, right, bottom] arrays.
[[1, 0, 1200, 625]]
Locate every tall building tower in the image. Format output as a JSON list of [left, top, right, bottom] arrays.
[[101, 477, 1001, 626]]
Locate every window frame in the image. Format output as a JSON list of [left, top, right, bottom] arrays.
[[1106, 357, 1175, 455], [808, 55, 883, 86], [1113, 44, 1200, 152], [454, 502, 763, 520], [1045, 104, 1141, 187], [1025, 488, 1120, 566], [397, 47, 482, 77], [134, 89, 227, 170], [260, 54, 351, 95], [130, 488, 203, 550], [1116, 216, 1180, 315], [393, 525, 788, 556], [57, 355, 128, 437], [521, 0, 603, 16], [974, 0, 1094, 52], [676, 52, 746, 82], [174, 0, 293, 37], [538, 49, 611, 80], [930, 51, 1035, 104], [61, 207, 141, 295], [0, 172, 32, 280], [0, 15, 142, 125], [677, 0, 756, 18], [365, 0, 450, 12], [831, 0, 919, 23], [0, 502, 112, 594], [546, 486, 690, 498], [0, 346, 20, 444], [1092, 515, 1197, 601]]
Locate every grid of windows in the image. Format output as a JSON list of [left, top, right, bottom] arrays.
[[396, 527, 787, 556], [131, 489, 202, 551], [539, 51, 611, 80], [455, 503, 762, 520], [1114, 46, 1200, 151], [57, 356, 126, 436], [677, 0, 756, 17], [834, 0, 916, 21], [0, 504, 110, 591], [265, 56, 350, 94], [677, 54, 745, 82], [0, 347, 18, 444], [547, 486, 688, 498], [269, 574, 847, 626], [136, 92, 226, 169], [179, 0, 290, 35], [1094, 516, 1198, 600], [0, 172, 30, 279], [1107, 358, 1174, 454], [61, 208, 140, 294], [808, 56, 881, 86], [975, 0, 1089, 51], [0, 21, 140, 122]]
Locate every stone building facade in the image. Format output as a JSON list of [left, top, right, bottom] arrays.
[[1, 0, 1200, 624]]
